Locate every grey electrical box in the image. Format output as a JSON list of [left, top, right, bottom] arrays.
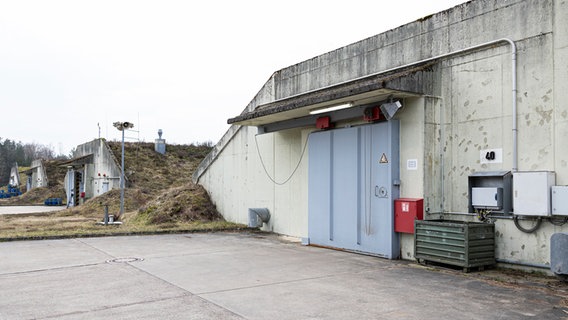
[[468, 171, 512, 214], [513, 171, 555, 216], [552, 186, 568, 216], [472, 187, 503, 210], [551, 233, 568, 276]]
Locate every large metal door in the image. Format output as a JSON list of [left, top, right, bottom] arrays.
[[308, 121, 400, 258]]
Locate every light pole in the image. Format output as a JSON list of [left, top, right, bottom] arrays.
[[113, 121, 134, 219]]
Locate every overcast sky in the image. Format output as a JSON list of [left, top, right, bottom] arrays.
[[0, 0, 467, 155]]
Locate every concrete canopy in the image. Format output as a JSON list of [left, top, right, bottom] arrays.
[[59, 154, 94, 168], [228, 63, 434, 129]]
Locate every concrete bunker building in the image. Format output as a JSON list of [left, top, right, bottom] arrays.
[[23, 159, 48, 191], [9, 163, 21, 187], [62, 139, 122, 206], [194, 0, 568, 269]]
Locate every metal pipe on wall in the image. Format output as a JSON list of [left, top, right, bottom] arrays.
[[509, 39, 518, 172], [266, 38, 518, 172], [424, 95, 445, 213], [496, 258, 549, 270]]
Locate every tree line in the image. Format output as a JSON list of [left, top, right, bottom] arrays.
[[0, 138, 66, 186]]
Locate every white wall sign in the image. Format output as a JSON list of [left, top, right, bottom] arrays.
[[480, 148, 503, 164], [407, 159, 418, 170]]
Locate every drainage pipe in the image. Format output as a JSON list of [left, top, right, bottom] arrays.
[[496, 258, 549, 270], [508, 39, 518, 172], [267, 38, 518, 171]]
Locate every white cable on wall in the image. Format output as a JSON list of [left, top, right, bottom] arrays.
[[254, 133, 309, 186]]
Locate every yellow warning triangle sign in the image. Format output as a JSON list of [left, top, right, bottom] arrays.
[[379, 153, 388, 164]]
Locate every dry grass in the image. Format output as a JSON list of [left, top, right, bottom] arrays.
[[0, 141, 247, 240], [137, 183, 222, 224], [0, 211, 243, 240]]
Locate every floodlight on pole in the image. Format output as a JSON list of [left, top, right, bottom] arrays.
[[113, 121, 134, 219], [113, 121, 134, 131]]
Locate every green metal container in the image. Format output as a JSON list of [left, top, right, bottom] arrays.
[[414, 219, 495, 272]]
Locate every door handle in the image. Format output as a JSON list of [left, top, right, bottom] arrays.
[[375, 186, 388, 198]]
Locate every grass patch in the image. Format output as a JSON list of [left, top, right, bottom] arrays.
[[0, 209, 247, 241]]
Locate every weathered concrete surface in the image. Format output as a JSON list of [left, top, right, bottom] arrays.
[[68, 138, 122, 200], [194, 0, 568, 269], [0, 233, 566, 319], [0, 205, 65, 215]]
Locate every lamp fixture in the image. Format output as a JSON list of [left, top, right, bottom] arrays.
[[379, 101, 402, 120], [113, 121, 134, 131], [309, 102, 353, 115]]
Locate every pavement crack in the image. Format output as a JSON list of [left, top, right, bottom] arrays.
[[0, 262, 104, 277], [139, 247, 252, 261], [196, 273, 340, 296], [35, 294, 192, 320], [73, 238, 118, 260], [0, 239, 119, 277], [121, 261, 245, 319]]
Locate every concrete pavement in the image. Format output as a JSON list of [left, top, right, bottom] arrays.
[[0, 232, 566, 319], [0, 205, 66, 215]]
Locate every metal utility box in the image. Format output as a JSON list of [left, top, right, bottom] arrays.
[[551, 233, 568, 275], [552, 186, 568, 216], [415, 220, 495, 272], [471, 187, 503, 210], [468, 171, 512, 214], [513, 171, 555, 216], [395, 198, 423, 234]]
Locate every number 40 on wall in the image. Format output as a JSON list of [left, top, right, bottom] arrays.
[[480, 148, 503, 164]]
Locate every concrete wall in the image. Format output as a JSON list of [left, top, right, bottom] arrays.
[[29, 159, 47, 189], [198, 126, 310, 237], [429, 0, 567, 267], [66, 139, 122, 200], [196, 0, 568, 268], [9, 165, 20, 187]]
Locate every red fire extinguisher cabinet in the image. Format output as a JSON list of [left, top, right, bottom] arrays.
[[394, 198, 424, 234]]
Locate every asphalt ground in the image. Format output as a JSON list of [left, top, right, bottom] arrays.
[[0, 232, 567, 319]]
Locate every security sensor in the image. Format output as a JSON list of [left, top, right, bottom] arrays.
[[380, 101, 402, 120]]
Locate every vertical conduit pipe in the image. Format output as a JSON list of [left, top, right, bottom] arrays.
[[508, 40, 518, 172], [425, 95, 446, 212]]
